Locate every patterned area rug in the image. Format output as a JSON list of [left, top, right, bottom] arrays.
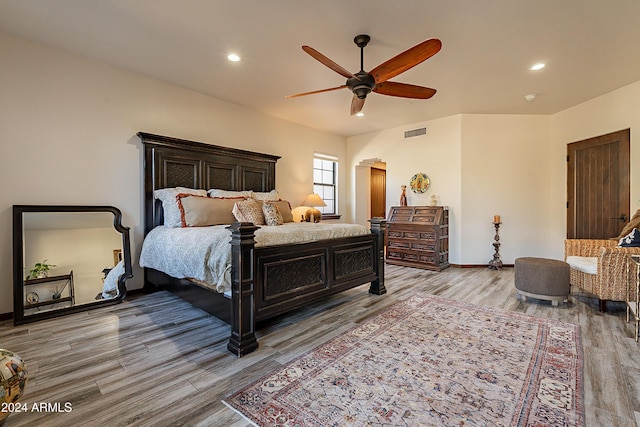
[[223, 295, 585, 426]]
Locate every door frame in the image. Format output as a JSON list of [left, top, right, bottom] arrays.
[[567, 128, 630, 238]]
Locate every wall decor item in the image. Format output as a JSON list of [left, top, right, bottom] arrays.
[[0, 349, 28, 426], [400, 185, 408, 207], [410, 172, 430, 193], [113, 249, 123, 265]]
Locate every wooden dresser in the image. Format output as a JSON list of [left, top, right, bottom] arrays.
[[385, 206, 450, 271]]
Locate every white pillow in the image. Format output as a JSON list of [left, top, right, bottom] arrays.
[[154, 187, 207, 227], [208, 188, 253, 199], [252, 189, 280, 201]]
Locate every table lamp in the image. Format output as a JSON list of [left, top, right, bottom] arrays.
[[301, 193, 326, 223]]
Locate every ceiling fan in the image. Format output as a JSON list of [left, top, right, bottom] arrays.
[[286, 34, 442, 116]]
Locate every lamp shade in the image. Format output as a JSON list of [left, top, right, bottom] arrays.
[[301, 193, 327, 207]]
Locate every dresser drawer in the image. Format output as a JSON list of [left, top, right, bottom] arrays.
[[387, 250, 436, 265], [387, 229, 436, 241], [388, 240, 436, 252]]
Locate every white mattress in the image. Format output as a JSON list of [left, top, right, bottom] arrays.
[[139, 222, 371, 293]]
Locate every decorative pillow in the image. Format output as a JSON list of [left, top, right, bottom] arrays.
[[232, 199, 265, 225], [618, 228, 640, 247], [208, 188, 253, 199], [269, 200, 293, 223], [154, 187, 207, 227], [262, 201, 284, 226], [177, 194, 241, 227], [615, 209, 640, 240], [252, 189, 280, 201]]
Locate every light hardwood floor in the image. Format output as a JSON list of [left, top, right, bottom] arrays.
[[1, 265, 639, 426]]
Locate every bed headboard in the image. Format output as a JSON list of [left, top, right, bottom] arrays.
[[139, 132, 280, 235]]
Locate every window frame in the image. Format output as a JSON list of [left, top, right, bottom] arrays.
[[313, 153, 339, 218]]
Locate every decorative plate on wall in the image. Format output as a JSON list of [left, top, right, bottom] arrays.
[[410, 172, 430, 193]]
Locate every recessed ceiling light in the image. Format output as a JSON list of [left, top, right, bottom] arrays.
[[356, 112, 364, 117], [227, 53, 241, 62], [530, 63, 545, 71], [524, 94, 536, 101]]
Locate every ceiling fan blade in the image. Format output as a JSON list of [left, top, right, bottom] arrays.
[[350, 95, 365, 116], [302, 46, 357, 79], [370, 38, 442, 84], [373, 81, 437, 99], [286, 85, 347, 98]]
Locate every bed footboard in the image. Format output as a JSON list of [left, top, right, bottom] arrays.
[[227, 218, 386, 357]]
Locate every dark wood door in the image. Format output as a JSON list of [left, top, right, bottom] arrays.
[[567, 129, 630, 239], [370, 168, 386, 218]]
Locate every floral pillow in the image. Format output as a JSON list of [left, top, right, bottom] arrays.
[[232, 199, 265, 225], [262, 201, 284, 226]]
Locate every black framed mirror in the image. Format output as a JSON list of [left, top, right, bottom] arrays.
[[12, 205, 132, 325]]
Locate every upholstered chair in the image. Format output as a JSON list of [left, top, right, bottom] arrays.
[[565, 210, 640, 311]]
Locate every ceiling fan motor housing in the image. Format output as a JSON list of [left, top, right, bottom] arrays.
[[347, 72, 376, 99]]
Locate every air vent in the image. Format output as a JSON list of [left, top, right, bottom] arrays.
[[404, 127, 427, 138]]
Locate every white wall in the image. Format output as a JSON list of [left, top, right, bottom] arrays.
[[347, 114, 554, 266], [460, 115, 553, 263], [348, 90, 639, 267], [0, 32, 347, 315], [551, 80, 640, 249], [347, 115, 463, 264]]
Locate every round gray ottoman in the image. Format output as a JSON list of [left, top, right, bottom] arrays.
[[514, 257, 570, 306]]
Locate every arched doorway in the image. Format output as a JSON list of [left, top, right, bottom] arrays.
[[355, 158, 386, 226]]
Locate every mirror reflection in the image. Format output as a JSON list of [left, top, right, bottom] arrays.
[[13, 206, 131, 324]]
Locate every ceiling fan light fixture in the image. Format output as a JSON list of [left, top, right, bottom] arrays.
[[353, 85, 371, 99]]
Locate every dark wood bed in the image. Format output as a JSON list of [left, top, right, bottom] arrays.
[[139, 132, 386, 356]]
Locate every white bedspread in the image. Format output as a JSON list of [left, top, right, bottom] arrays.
[[139, 222, 371, 293]]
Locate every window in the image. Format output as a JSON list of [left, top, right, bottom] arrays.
[[313, 154, 337, 215]]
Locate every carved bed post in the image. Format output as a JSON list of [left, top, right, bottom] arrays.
[[369, 217, 387, 295], [227, 222, 260, 357]]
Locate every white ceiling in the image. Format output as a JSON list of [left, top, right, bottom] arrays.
[[2, 0, 640, 137]]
